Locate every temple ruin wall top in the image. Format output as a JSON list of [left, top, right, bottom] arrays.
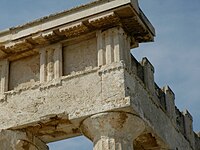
[[0, 0, 200, 149]]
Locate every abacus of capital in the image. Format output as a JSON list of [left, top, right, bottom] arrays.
[[0, 0, 199, 150]]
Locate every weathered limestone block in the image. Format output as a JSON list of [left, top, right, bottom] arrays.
[[183, 110, 195, 149], [9, 55, 40, 90], [0, 130, 48, 150], [141, 57, 155, 96], [80, 112, 145, 150], [163, 85, 176, 125], [100, 62, 126, 103], [0, 59, 9, 93], [195, 133, 200, 150], [63, 36, 97, 75]]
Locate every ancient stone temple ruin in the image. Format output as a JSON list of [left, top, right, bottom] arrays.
[[0, 0, 199, 149]]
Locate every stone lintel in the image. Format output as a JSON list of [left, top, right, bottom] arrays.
[[0, 62, 132, 142]]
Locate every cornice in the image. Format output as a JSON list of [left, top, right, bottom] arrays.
[[0, 0, 155, 60]]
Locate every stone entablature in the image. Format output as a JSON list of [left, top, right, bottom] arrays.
[[0, 0, 199, 150]]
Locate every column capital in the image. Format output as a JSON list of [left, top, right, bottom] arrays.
[[0, 130, 48, 150], [80, 112, 145, 150]]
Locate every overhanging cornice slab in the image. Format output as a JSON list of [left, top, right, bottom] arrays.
[[0, 0, 155, 59]]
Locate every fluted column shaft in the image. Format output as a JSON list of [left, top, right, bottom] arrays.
[[80, 112, 145, 150], [94, 136, 134, 150]]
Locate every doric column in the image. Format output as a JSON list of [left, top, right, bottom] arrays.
[[0, 130, 48, 150], [80, 112, 145, 150]]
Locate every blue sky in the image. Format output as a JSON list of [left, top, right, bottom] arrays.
[[0, 0, 199, 149]]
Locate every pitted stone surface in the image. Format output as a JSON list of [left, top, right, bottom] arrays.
[[0, 0, 199, 149]]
